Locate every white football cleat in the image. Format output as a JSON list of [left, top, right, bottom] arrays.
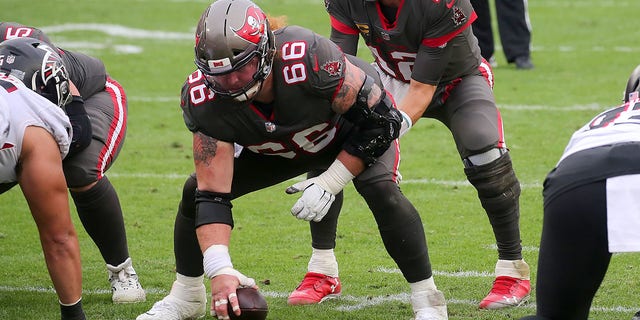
[[137, 280, 206, 320], [411, 289, 448, 320], [107, 257, 146, 303]]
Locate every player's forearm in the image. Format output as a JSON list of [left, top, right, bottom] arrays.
[[336, 150, 366, 177], [399, 80, 436, 125], [196, 223, 232, 252]]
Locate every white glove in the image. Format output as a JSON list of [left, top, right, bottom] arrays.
[[398, 109, 412, 137], [286, 160, 355, 222], [287, 181, 335, 222]]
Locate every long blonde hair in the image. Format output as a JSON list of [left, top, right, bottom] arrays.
[[267, 14, 287, 30]]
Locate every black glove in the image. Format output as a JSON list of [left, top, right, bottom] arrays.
[[343, 100, 401, 166], [65, 96, 92, 157]]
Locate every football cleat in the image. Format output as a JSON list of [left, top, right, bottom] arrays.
[[107, 257, 146, 303], [479, 276, 530, 309], [136, 281, 206, 320], [287, 272, 341, 305], [411, 289, 448, 320], [480, 259, 531, 309]]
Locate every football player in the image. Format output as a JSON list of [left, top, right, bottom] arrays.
[[319, 0, 530, 310], [0, 22, 145, 303], [520, 65, 640, 320], [0, 37, 86, 320], [137, 0, 447, 319]]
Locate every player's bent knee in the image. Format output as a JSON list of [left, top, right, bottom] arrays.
[[464, 151, 520, 201]]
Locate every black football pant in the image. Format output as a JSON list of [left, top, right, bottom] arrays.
[[64, 77, 131, 267], [432, 74, 523, 261], [174, 142, 433, 283], [530, 181, 610, 320]]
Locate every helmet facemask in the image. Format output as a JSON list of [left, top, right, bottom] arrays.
[[194, 0, 276, 102], [31, 51, 72, 107]]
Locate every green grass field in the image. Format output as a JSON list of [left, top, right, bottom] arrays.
[[3, 0, 640, 319]]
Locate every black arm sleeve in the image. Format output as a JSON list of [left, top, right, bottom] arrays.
[[64, 96, 92, 158]]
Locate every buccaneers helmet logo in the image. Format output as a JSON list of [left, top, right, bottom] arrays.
[[232, 5, 266, 44]]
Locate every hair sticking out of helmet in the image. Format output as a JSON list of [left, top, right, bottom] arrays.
[[194, 0, 275, 102], [624, 64, 640, 103], [0, 37, 71, 107]]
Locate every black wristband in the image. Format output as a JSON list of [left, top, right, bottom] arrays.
[[195, 190, 234, 228]]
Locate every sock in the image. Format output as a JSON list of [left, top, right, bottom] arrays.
[[307, 248, 339, 277], [176, 273, 204, 287], [71, 176, 129, 265], [60, 298, 86, 320], [495, 259, 530, 279], [410, 276, 437, 294]]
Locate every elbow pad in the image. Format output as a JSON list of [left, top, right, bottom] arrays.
[[64, 96, 93, 157]]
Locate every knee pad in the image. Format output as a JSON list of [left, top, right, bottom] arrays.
[[464, 147, 505, 167], [464, 152, 521, 213]]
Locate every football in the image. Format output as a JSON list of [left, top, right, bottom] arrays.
[[227, 287, 269, 320]]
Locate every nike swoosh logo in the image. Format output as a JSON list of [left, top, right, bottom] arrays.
[[446, 0, 456, 9]]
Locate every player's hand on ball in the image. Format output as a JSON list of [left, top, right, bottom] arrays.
[[226, 287, 268, 320], [286, 179, 335, 222]]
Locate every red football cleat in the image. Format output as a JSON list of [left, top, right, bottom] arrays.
[[287, 272, 341, 305], [479, 276, 530, 309]]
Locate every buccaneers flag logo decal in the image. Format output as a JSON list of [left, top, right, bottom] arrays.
[[321, 60, 342, 77], [232, 5, 266, 44]]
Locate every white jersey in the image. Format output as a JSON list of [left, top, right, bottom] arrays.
[[0, 74, 72, 184], [558, 96, 640, 164], [552, 94, 640, 252]]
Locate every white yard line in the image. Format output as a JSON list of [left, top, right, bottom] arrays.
[[1, 284, 637, 314]]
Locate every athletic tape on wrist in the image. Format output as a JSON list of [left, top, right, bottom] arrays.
[[399, 110, 412, 137], [213, 267, 256, 287], [203, 244, 233, 279], [315, 159, 355, 195]]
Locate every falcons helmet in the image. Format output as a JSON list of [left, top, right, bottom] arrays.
[[194, 0, 275, 101], [0, 37, 71, 107], [624, 64, 640, 103]]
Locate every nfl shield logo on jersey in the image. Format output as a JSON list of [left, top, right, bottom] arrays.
[[265, 121, 276, 133]]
